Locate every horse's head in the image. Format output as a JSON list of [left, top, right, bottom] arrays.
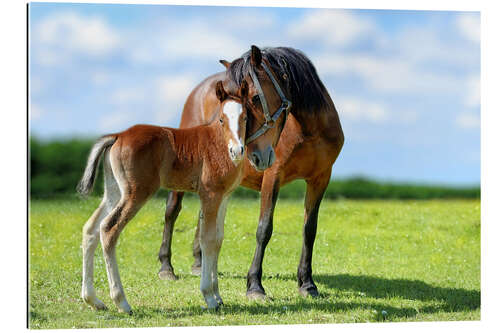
[[219, 45, 291, 171], [215, 80, 249, 165]]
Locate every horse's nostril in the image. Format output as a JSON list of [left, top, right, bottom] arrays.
[[251, 152, 261, 166], [240, 146, 244, 155]]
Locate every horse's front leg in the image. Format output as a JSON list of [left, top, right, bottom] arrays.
[[199, 194, 225, 309], [246, 172, 280, 299], [158, 191, 185, 280], [297, 170, 330, 297]]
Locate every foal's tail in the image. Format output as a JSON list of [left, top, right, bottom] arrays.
[[77, 135, 117, 197]]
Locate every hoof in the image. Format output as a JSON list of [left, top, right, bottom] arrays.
[[191, 265, 201, 276], [117, 305, 133, 315], [201, 305, 220, 311], [158, 269, 178, 281], [93, 300, 108, 311], [298, 286, 319, 298], [246, 290, 267, 301]]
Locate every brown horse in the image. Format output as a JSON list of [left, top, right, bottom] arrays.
[[77, 79, 284, 313], [158, 46, 344, 299]]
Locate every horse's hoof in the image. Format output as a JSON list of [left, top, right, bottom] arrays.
[[191, 265, 201, 276], [158, 269, 178, 281], [298, 286, 319, 298], [246, 290, 267, 300]]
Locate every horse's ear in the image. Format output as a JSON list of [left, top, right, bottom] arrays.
[[250, 45, 262, 67], [239, 80, 249, 99], [215, 80, 227, 102], [219, 59, 231, 69]]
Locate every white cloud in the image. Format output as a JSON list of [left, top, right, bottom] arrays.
[[30, 104, 43, 120], [456, 13, 480, 44], [91, 71, 111, 86], [34, 11, 120, 61], [315, 53, 463, 96], [288, 9, 378, 47], [335, 96, 388, 123], [456, 112, 480, 129], [154, 74, 199, 125], [128, 21, 247, 65], [110, 88, 146, 106], [98, 110, 137, 133], [465, 75, 480, 108]]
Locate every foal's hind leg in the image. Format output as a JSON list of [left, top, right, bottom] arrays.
[[81, 201, 109, 310], [158, 191, 185, 280], [81, 153, 120, 310], [297, 170, 330, 297], [99, 196, 145, 314]]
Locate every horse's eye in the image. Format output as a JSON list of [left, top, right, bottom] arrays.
[[252, 95, 260, 105], [219, 118, 224, 124]]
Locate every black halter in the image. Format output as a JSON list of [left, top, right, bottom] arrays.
[[245, 61, 292, 144]]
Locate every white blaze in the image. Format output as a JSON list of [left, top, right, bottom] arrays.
[[223, 101, 243, 146]]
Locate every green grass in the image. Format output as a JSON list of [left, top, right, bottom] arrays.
[[29, 197, 480, 328]]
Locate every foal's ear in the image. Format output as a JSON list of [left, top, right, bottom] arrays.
[[250, 45, 262, 67], [215, 80, 228, 102], [239, 80, 249, 99], [219, 59, 231, 69]]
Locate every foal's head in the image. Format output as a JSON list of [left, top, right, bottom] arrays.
[[215, 80, 249, 165]]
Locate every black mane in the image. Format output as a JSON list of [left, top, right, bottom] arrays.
[[227, 47, 333, 114]]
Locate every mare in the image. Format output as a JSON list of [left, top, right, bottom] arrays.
[[158, 46, 344, 299], [77, 80, 281, 313]]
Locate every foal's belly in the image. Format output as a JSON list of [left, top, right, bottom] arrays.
[[159, 167, 200, 193]]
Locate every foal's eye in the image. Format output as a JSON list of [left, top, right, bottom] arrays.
[[219, 118, 224, 124]]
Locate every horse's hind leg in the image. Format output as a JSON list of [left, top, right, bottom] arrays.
[[158, 191, 185, 280], [81, 152, 120, 310], [297, 170, 331, 297]]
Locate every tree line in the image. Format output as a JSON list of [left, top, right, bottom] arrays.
[[29, 137, 480, 200]]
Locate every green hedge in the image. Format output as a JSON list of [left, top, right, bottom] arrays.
[[29, 137, 480, 200]]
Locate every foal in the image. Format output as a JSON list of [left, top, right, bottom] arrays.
[[78, 81, 249, 313]]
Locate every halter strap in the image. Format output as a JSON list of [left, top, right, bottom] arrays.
[[246, 61, 292, 144]]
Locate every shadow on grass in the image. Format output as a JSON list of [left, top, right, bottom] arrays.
[[312, 274, 480, 312], [130, 273, 479, 322]]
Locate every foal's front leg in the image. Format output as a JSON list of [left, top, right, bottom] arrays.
[[199, 195, 225, 309]]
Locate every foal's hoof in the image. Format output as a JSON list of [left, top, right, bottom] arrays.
[[201, 305, 221, 312], [298, 286, 319, 298], [246, 290, 267, 301], [158, 269, 178, 281], [93, 301, 108, 311], [191, 265, 201, 276]]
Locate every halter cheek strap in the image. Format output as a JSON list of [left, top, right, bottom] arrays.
[[246, 61, 292, 144]]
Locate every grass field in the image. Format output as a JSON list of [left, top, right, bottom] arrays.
[[29, 197, 480, 329]]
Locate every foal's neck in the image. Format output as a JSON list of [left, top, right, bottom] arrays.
[[170, 121, 233, 167]]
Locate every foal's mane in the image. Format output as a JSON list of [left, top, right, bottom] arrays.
[[227, 47, 333, 115]]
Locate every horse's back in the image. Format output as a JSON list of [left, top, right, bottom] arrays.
[[180, 72, 225, 129]]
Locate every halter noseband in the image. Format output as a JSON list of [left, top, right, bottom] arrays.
[[245, 61, 292, 144]]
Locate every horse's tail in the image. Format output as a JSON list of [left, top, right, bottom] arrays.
[[76, 135, 117, 197]]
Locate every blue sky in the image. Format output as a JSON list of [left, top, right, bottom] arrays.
[[28, 3, 480, 185]]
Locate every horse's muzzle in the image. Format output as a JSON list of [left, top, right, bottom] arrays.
[[249, 146, 275, 171]]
